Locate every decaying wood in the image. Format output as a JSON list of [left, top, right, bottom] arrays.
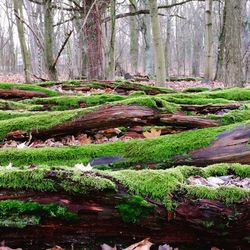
[[0, 189, 249, 249], [0, 88, 48, 99], [173, 124, 250, 166], [6, 104, 218, 140], [160, 114, 219, 128], [181, 103, 241, 114]]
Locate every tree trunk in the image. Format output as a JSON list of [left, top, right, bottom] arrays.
[[204, 0, 213, 81], [13, 0, 32, 83], [43, 0, 58, 81], [141, 0, 154, 78], [107, 0, 116, 80], [149, 0, 166, 87], [129, 0, 139, 74], [84, 0, 104, 79], [216, 0, 243, 86]]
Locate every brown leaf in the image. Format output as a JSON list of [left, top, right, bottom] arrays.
[[124, 238, 153, 250], [143, 128, 161, 138], [77, 134, 92, 145]]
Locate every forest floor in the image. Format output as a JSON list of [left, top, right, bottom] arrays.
[[1, 73, 250, 90], [0, 79, 249, 250]]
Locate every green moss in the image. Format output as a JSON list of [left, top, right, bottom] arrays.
[[24, 94, 126, 111], [108, 169, 185, 210], [206, 88, 250, 101], [0, 110, 46, 121], [122, 125, 229, 164], [0, 82, 58, 97], [183, 87, 210, 93], [0, 100, 41, 111], [209, 107, 250, 126], [0, 167, 115, 194], [201, 220, 214, 228], [0, 108, 94, 140], [0, 124, 242, 166], [107, 163, 250, 210], [0, 200, 77, 228], [117, 96, 178, 112], [128, 91, 146, 97], [117, 195, 155, 223], [161, 95, 232, 105], [185, 185, 250, 204]]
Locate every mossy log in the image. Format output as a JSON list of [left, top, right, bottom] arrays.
[[173, 125, 250, 166], [0, 88, 49, 99], [181, 103, 241, 114], [39, 80, 175, 95], [0, 83, 58, 100], [0, 165, 249, 249], [6, 104, 218, 140]]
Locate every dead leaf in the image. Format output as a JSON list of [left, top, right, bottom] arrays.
[[101, 243, 117, 250], [143, 128, 161, 138], [77, 134, 92, 145], [124, 238, 153, 250]]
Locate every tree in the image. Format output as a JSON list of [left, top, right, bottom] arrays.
[[216, 0, 243, 87], [204, 0, 213, 81], [13, 0, 32, 83], [84, 0, 104, 79], [129, 0, 139, 74], [149, 0, 166, 87], [43, 0, 58, 81], [107, 0, 116, 80]]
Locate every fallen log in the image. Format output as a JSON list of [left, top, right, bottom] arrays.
[[0, 165, 248, 249], [160, 114, 219, 128], [39, 80, 175, 95], [173, 124, 250, 166], [181, 103, 241, 114], [0, 88, 48, 99], [2, 122, 250, 168], [5, 104, 219, 140]]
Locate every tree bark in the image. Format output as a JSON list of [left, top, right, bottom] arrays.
[[43, 0, 58, 81], [107, 0, 116, 80], [149, 0, 166, 87], [129, 0, 139, 74], [216, 0, 243, 86], [84, 0, 104, 79], [204, 0, 213, 81], [13, 0, 32, 83]]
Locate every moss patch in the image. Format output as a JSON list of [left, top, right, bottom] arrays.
[[117, 195, 155, 223], [0, 167, 115, 194], [0, 200, 77, 228], [23, 94, 126, 111], [0, 108, 94, 140]]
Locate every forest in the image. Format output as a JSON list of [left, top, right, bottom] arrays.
[[0, 0, 249, 250]]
